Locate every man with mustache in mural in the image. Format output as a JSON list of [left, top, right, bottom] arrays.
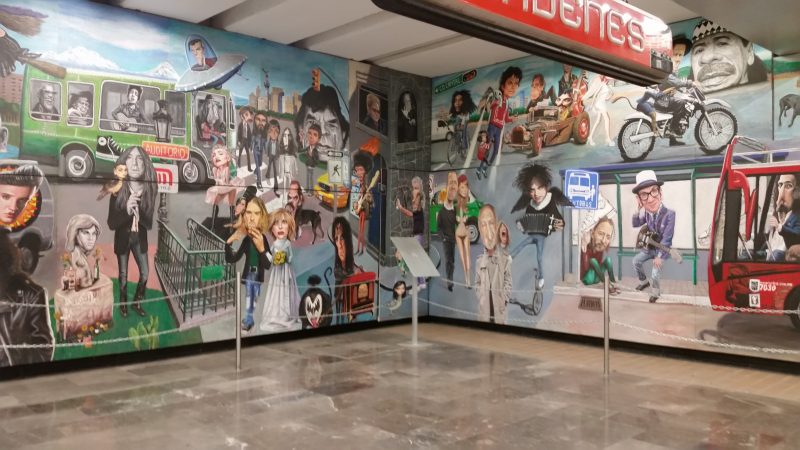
[[436, 171, 459, 291], [631, 170, 675, 303], [581, 217, 620, 294], [633, 36, 701, 146], [252, 110, 268, 190], [475, 204, 512, 325], [31, 83, 59, 120], [765, 173, 800, 261], [689, 19, 768, 93]]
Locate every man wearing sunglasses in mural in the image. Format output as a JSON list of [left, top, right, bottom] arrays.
[[631, 170, 676, 303]]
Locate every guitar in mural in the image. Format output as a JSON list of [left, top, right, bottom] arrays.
[[355, 170, 381, 215], [636, 224, 683, 263], [111, 112, 140, 132]]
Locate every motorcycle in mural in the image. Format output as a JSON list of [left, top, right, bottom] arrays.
[[615, 86, 738, 162]]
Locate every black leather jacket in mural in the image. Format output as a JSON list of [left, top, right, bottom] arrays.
[[0, 273, 55, 367]]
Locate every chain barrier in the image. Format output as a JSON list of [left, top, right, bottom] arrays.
[[1, 327, 186, 349], [419, 297, 601, 328], [612, 320, 800, 356], [432, 275, 800, 316], [0, 278, 238, 309]]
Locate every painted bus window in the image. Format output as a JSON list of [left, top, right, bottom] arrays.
[[194, 92, 227, 149], [165, 91, 187, 137], [733, 172, 800, 263], [29, 79, 61, 122], [66, 82, 94, 127], [99, 82, 160, 134]]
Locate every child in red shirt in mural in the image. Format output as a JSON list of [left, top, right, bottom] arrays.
[[477, 66, 521, 179]]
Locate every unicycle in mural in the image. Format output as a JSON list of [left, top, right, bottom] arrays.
[[510, 267, 543, 316]]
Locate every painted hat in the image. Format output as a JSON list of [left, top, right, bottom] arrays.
[[692, 19, 730, 43], [632, 170, 663, 194]]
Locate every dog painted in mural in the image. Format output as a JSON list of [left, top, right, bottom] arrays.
[[778, 94, 800, 127]]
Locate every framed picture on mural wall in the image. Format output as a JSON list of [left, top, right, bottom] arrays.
[[357, 84, 388, 138], [397, 90, 418, 143]]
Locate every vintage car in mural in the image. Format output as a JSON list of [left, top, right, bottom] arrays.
[[708, 137, 800, 330], [505, 104, 590, 157], [314, 172, 350, 209], [432, 118, 455, 142], [429, 184, 483, 244], [18, 65, 236, 187]]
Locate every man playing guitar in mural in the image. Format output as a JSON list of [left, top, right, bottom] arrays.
[[631, 170, 676, 303], [110, 85, 147, 132], [353, 151, 379, 255]]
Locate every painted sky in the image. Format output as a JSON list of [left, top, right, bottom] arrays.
[[5, 0, 348, 115]]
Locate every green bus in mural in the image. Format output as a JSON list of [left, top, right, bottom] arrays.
[[18, 65, 236, 185]]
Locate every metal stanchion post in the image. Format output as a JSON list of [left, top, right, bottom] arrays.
[[236, 271, 242, 372], [603, 271, 610, 377], [411, 275, 419, 346]]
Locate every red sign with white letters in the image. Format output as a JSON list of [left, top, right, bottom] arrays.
[[372, 0, 673, 85]]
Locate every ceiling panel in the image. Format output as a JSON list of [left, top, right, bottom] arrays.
[[672, 0, 800, 55], [303, 14, 458, 62], [214, 0, 381, 45], [378, 38, 529, 78], [113, 0, 248, 23], [628, 0, 698, 24]]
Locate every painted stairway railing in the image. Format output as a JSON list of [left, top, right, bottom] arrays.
[[155, 218, 235, 328]]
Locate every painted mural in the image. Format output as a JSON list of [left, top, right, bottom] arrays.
[[0, 0, 424, 368], [429, 17, 800, 362]]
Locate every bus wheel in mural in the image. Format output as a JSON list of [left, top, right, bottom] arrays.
[[180, 155, 207, 185], [63, 148, 94, 179], [572, 111, 591, 145], [618, 119, 655, 162], [466, 217, 480, 245], [696, 107, 738, 154]]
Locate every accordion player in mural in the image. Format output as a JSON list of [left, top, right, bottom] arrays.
[[510, 163, 572, 289]]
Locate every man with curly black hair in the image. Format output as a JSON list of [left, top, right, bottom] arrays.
[[510, 163, 572, 289]]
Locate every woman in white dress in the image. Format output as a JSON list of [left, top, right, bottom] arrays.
[[260, 208, 301, 331], [582, 74, 615, 146]]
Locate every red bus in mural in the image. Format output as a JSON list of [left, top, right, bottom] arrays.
[[708, 136, 800, 330]]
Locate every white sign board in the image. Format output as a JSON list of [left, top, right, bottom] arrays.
[[154, 163, 179, 194], [391, 237, 440, 278]]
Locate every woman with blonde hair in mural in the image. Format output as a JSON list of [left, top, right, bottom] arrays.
[[396, 176, 426, 289], [226, 195, 271, 332], [65, 214, 102, 290], [205, 144, 241, 230], [455, 174, 472, 288], [260, 207, 301, 331]]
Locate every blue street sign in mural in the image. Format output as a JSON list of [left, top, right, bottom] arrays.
[[564, 169, 599, 210]]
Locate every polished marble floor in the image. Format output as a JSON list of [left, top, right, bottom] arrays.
[[1, 324, 799, 449]]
